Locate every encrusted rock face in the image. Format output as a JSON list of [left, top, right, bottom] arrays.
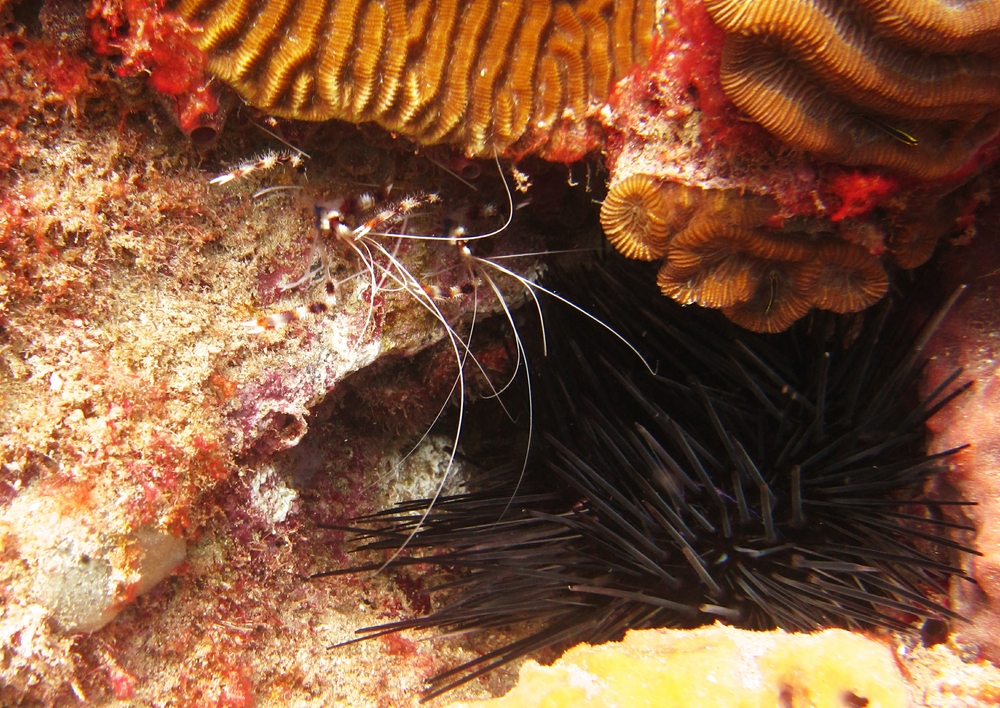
[[0, 4, 542, 701], [442, 625, 912, 708], [922, 200, 1000, 667], [1, 486, 186, 634], [2, 0, 999, 705], [443, 624, 1000, 707]]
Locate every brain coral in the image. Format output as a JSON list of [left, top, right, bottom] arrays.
[[705, 0, 1000, 179], [174, 0, 657, 159]]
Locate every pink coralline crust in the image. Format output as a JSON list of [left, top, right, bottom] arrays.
[[0, 28, 540, 694], [0, 315, 228, 536], [632, 0, 732, 147], [87, 0, 224, 140], [100, 650, 137, 699], [921, 199, 1000, 664], [513, 115, 606, 165], [232, 372, 310, 456], [228, 296, 393, 458]]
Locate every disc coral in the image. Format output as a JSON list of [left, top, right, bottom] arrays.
[[598, 174, 673, 261], [331, 258, 974, 698], [172, 0, 657, 159]]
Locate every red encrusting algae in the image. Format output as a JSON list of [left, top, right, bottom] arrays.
[[87, 0, 225, 140]]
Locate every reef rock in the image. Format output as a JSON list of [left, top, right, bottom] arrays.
[[0, 5, 533, 702], [922, 202, 1000, 666]]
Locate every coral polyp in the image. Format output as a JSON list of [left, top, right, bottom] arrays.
[[599, 174, 673, 261], [173, 0, 657, 159], [658, 222, 822, 332], [812, 240, 891, 315]]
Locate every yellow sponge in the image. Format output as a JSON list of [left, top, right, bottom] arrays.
[[444, 624, 908, 708]]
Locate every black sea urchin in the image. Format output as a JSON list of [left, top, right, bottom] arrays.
[[321, 256, 977, 700]]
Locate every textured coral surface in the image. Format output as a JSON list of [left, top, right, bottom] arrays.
[[705, 0, 1000, 179], [601, 176, 891, 332], [174, 0, 657, 160]]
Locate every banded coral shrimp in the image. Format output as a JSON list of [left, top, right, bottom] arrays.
[[208, 138, 654, 570]]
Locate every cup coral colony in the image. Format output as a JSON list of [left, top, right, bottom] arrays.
[[164, 0, 1000, 699]]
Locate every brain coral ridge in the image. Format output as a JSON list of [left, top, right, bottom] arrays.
[[704, 0, 1000, 178], [175, 0, 656, 158], [601, 175, 889, 333]]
